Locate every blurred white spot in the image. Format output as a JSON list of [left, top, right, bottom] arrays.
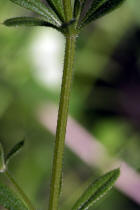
[[30, 29, 65, 89]]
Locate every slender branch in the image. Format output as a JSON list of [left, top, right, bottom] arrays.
[[5, 170, 35, 210], [48, 34, 76, 210]]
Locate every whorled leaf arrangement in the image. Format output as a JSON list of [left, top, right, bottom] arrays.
[[3, 0, 127, 34]]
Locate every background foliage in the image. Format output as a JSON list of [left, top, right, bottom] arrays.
[[0, 0, 140, 209]]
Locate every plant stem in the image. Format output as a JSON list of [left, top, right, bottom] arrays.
[[48, 34, 76, 210], [5, 170, 35, 210], [62, 0, 72, 22]]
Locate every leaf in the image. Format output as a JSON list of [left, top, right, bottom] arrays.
[[4, 17, 59, 29], [9, 0, 61, 26], [74, 0, 81, 18], [6, 140, 25, 165], [47, 0, 64, 22], [80, 0, 126, 28], [81, 0, 87, 11], [0, 184, 28, 210], [81, 0, 107, 21], [71, 168, 120, 210], [0, 143, 6, 173]]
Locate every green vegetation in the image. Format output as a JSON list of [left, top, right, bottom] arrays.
[[0, 0, 139, 210]]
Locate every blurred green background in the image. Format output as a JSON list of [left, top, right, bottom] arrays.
[[0, 0, 140, 209]]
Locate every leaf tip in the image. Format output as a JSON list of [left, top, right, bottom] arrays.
[[113, 168, 120, 178], [3, 19, 11, 27], [6, 139, 25, 165]]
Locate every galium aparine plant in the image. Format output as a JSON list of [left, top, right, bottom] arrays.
[[1, 0, 127, 209]]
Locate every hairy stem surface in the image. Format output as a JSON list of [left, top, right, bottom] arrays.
[[48, 34, 76, 210]]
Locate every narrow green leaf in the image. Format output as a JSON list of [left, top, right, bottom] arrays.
[[4, 17, 59, 29], [80, 0, 126, 28], [72, 168, 120, 210], [74, 0, 81, 18], [6, 140, 25, 165], [9, 0, 61, 26], [81, 0, 87, 11], [0, 143, 6, 173], [81, 0, 107, 22], [47, 0, 64, 22], [0, 184, 28, 210]]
